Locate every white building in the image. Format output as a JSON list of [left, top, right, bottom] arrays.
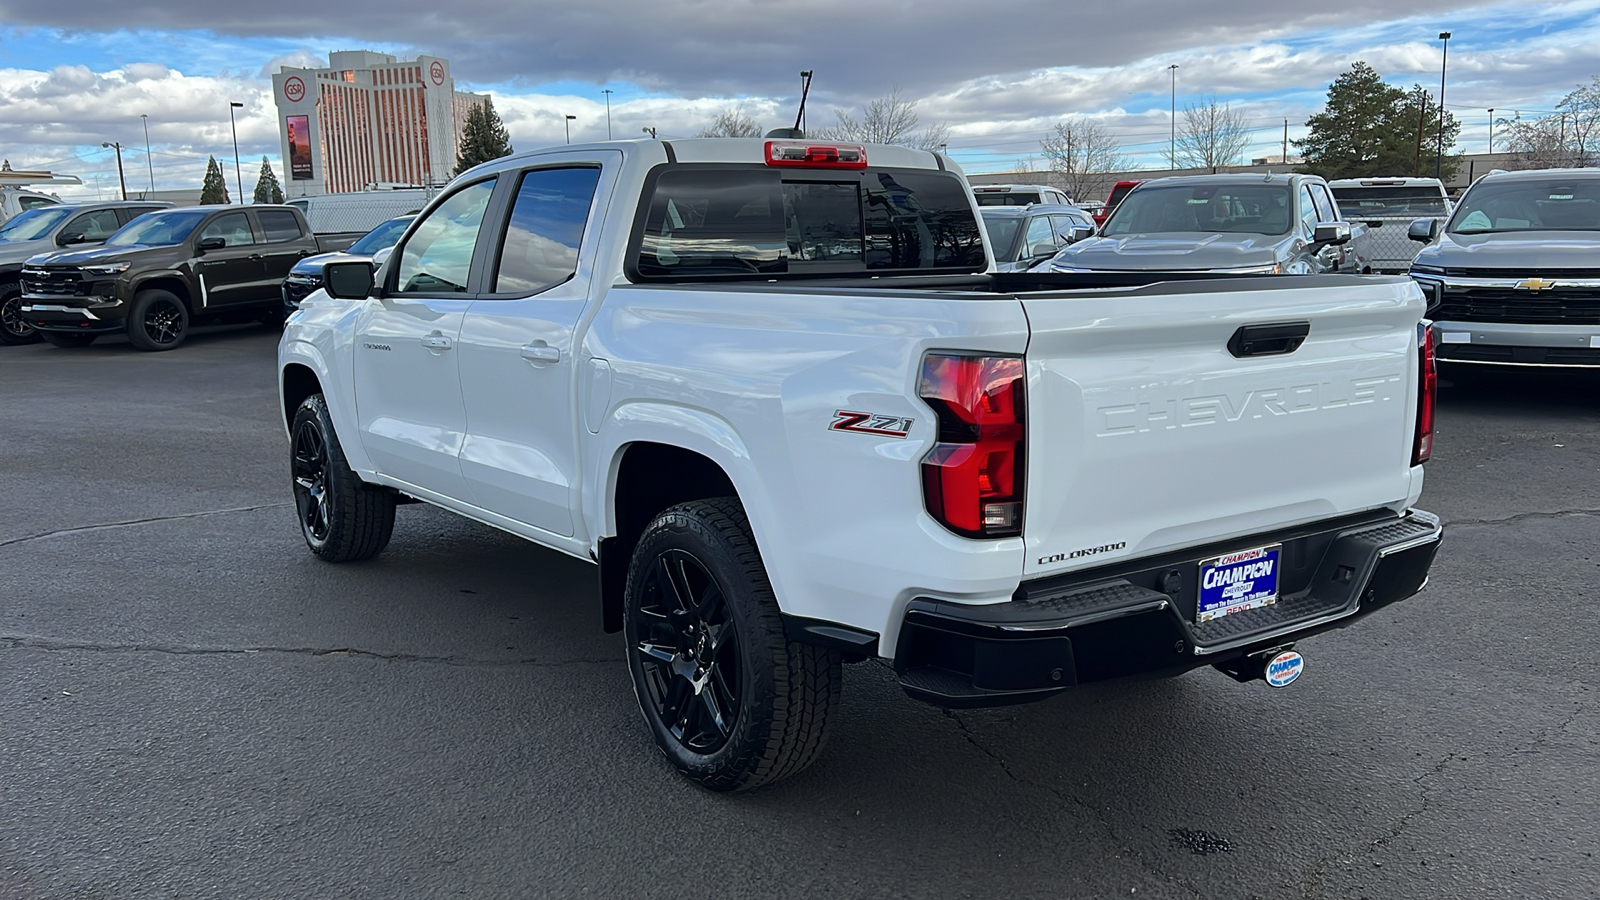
[[271, 50, 489, 196]]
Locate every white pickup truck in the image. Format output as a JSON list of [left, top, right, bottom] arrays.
[[279, 138, 1443, 791]]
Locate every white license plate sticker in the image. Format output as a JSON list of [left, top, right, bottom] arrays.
[[1439, 332, 1471, 344], [1197, 545, 1282, 622], [1590, 336, 1600, 349]]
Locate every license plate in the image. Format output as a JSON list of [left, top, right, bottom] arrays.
[[1197, 544, 1282, 622]]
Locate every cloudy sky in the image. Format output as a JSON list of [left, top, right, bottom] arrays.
[[1, 0, 1596, 201]]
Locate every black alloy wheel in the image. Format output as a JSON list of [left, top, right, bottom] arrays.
[[0, 285, 40, 345], [633, 549, 742, 754], [287, 393, 395, 562], [126, 289, 189, 351], [142, 297, 184, 345], [292, 417, 332, 545]]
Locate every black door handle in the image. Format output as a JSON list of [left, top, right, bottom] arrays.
[[1228, 321, 1310, 358]]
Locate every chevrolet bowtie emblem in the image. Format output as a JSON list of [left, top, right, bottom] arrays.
[[1515, 278, 1556, 291]]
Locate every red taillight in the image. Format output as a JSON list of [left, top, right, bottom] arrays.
[[765, 141, 868, 170], [1413, 323, 1437, 465], [919, 353, 1026, 538]]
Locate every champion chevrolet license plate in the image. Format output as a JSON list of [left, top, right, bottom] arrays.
[[1197, 544, 1282, 623]]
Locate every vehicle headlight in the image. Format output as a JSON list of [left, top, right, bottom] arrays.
[[1224, 263, 1282, 275], [81, 262, 131, 276]]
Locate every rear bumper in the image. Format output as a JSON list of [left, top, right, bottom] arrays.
[[1431, 320, 1600, 367], [895, 509, 1442, 707]]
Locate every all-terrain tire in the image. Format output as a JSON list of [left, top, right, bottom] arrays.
[[623, 497, 841, 791], [125, 289, 189, 351], [290, 393, 395, 562]]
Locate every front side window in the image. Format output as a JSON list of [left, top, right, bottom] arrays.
[[395, 178, 497, 293], [64, 209, 123, 241], [1023, 215, 1055, 254], [1309, 185, 1337, 223], [199, 212, 256, 247], [493, 167, 601, 294], [256, 209, 304, 242], [1298, 186, 1320, 234]]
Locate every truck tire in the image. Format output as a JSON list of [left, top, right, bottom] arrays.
[[0, 281, 40, 345], [37, 331, 97, 348], [125, 289, 189, 351], [290, 393, 395, 562], [624, 498, 841, 791]]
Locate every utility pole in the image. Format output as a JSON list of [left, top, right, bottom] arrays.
[[601, 89, 613, 140], [228, 101, 245, 204], [101, 141, 127, 200], [1487, 108, 1495, 155], [1282, 118, 1288, 165], [1167, 64, 1180, 171], [1436, 32, 1451, 180], [565, 114, 576, 144], [1414, 90, 1428, 177], [140, 114, 155, 194]]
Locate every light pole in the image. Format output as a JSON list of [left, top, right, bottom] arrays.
[[1167, 63, 1179, 171], [1487, 108, 1495, 154], [565, 114, 576, 144], [100, 141, 127, 200], [228, 101, 245, 204], [140, 114, 155, 194], [1436, 32, 1451, 180], [601, 89, 613, 140]]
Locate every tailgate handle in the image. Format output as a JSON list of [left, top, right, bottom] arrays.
[[1228, 321, 1310, 358]]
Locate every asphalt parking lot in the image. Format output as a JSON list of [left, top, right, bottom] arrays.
[[2, 326, 1597, 899]]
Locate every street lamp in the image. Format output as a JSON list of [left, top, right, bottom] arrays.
[[140, 114, 155, 194], [565, 114, 576, 144], [228, 101, 245, 204], [1167, 63, 1180, 171], [100, 141, 127, 200], [641, 126, 658, 139], [1487, 108, 1495, 154], [601, 89, 613, 140], [1436, 32, 1451, 180]]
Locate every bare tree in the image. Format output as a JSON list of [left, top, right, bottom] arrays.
[[1038, 118, 1128, 202], [1176, 97, 1251, 172], [1499, 76, 1600, 169], [698, 105, 764, 138], [818, 88, 950, 150]]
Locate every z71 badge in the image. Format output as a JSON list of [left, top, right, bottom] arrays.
[[830, 410, 913, 438]]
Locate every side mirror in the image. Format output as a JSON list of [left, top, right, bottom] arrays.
[[323, 261, 376, 300], [57, 232, 87, 246], [1062, 225, 1093, 244], [1028, 241, 1058, 259], [371, 246, 394, 268], [196, 236, 226, 252], [1408, 218, 1440, 244], [1312, 222, 1352, 246]]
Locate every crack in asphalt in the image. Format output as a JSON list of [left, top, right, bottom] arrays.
[[0, 503, 293, 549], [941, 707, 1204, 899], [1, 634, 618, 668], [1443, 507, 1600, 528], [1296, 752, 1455, 899]]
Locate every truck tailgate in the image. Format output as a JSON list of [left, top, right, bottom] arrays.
[[1019, 276, 1424, 579]]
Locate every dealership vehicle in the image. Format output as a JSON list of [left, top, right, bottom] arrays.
[[287, 189, 427, 237], [20, 205, 329, 350], [279, 137, 1441, 791], [1, 166, 81, 225], [1048, 173, 1368, 275], [0, 188, 61, 225], [0, 201, 169, 344], [971, 183, 1073, 206], [1409, 168, 1600, 367], [978, 204, 1094, 271], [1092, 180, 1142, 228], [282, 214, 415, 319], [1330, 177, 1451, 273]]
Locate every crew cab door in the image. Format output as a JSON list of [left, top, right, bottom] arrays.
[[456, 157, 614, 536], [251, 209, 312, 291], [192, 211, 262, 309], [352, 176, 499, 499]]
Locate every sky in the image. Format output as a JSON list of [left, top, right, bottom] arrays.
[[0, 0, 1596, 202]]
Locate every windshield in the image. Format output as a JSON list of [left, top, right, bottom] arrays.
[[1331, 185, 1448, 217], [105, 210, 209, 247], [347, 217, 412, 255], [0, 206, 72, 242], [1102, 184, 1293, 236], [1450, 178, 1600, 233], [979, 212, 1024, 260]]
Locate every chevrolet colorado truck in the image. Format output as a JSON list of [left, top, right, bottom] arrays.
[[279, 138, 1443, 791], [21, 205, 336, 350]]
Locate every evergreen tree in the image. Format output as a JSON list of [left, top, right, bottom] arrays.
[[455, 98, 513, 175], [253, 157, 284, 204], [200, 156, 230, 204], [1296, 62, 1461, 181]]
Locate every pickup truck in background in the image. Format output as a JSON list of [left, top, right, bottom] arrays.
[[1092, 179, 1142, 228], [281, 138, 1442, 791], [281, 214, 415, 320], [971, 183, 1073, 206], [1329, 177, 1452, 274], [0, 200, 170, 344], [22, 204, 329, 350]]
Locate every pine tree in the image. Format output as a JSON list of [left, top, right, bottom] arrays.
[[454, 98, 513, 175], [253, 157, 284, 204], [1296, 62, 1461, 181], [200, 156, 230, 204]]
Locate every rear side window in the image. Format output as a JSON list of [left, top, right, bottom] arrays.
[[492, 166, 601, 294], [256, 210, 304, 242], [633, 166, 985, 280]]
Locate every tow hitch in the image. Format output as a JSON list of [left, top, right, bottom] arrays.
[[1214, 646, 1304, 687]]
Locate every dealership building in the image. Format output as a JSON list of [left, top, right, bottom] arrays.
[[271, 51, 488, 195]]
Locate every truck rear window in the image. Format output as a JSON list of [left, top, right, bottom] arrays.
[[632, 166, 985, 280], [1329, 186, 1448, 217]]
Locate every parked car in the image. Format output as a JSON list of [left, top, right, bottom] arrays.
[[1046, 173, 1366, 275], [282, 214, 415, 319], [971, 183, 1072, 206], [978, 204, 1094, 271], [20, 205, 328, 350], [1329, 177, 1452, 273], [1409, 167, 1600, 367], [0, 200, 170, 344], [1092, 180, 1142, 228], [279, 137, 1440, 791]]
